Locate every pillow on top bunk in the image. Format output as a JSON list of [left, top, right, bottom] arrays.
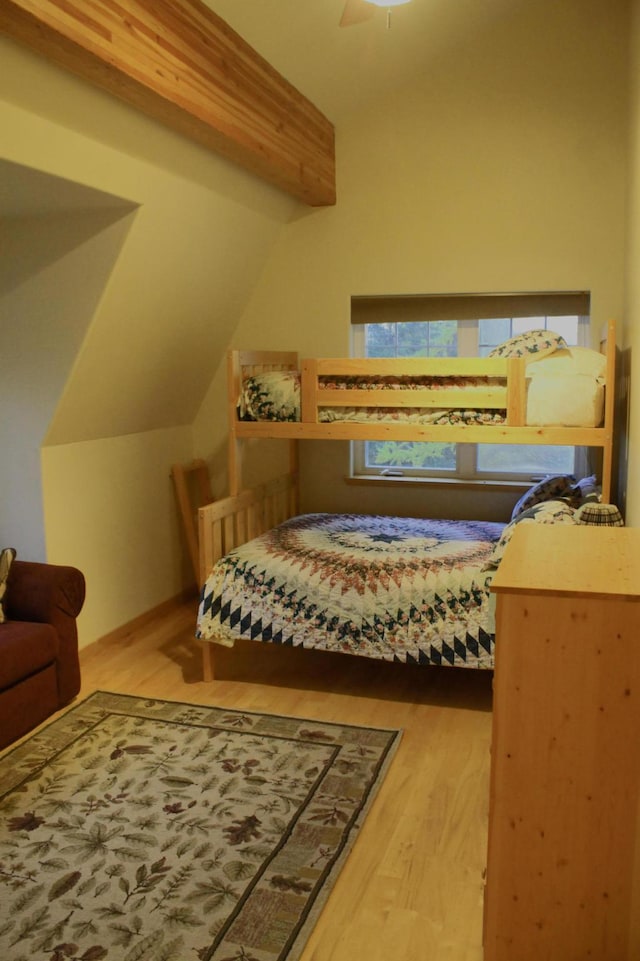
[[510, 473, 577, 520], [526, 345, 606, 381], [238, 370, 300, 422], [489, 329, 568, 361]]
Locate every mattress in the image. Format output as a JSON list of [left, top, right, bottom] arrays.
[[197, 513, 503, 669]]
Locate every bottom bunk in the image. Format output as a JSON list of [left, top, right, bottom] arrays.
[[196, 471, 620, 681], [197, 509, 501, 671]]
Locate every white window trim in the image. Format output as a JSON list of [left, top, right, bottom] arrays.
[[350, 311, 589, 484]]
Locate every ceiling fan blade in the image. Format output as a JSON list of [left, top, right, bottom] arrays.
[[340, 0, 376, 27]]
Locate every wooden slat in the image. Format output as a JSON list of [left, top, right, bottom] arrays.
[[301, 358, 319, 423], [0, 0, 336, 206], [600, 317, 617, 503], [198, 471, 298, 679], [227, 349, 243, 496], [198, 473, 297, 576], [236, 349, 300, 370], [505, 356, 527, 425], [317, 387, 509, 410], [314, 357, 510, 377], [222, 514, 234, 551], [234, 419, 611, 447], [199, 512, 214, 589]]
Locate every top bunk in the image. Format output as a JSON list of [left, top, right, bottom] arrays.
[[227, 319, 616, 498]]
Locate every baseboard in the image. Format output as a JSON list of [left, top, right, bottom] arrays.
[[96, 588, 198, 645]]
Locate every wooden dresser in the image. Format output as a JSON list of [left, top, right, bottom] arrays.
[[484, 525, 640, 961]]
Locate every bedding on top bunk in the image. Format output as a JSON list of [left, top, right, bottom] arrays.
[[237, 340, 607, 428]]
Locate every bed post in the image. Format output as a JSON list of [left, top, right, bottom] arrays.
[[505, 357, 527, 425], [289, 440, 299, 513], [229, 438, 243, 497], [227, 350, 243, 495], [202, 641, 215, 681], [599, 317, 617, 504]]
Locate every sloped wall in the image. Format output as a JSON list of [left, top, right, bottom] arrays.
[[0, 195, 136, 558], [0, 37, 294, 645]]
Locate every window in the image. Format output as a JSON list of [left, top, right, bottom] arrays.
[[350, 293, 590, 483]]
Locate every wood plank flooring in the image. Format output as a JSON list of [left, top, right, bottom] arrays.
[[38, 599, 495, 960]]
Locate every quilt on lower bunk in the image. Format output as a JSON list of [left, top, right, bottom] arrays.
[[196, 513, 503, 669]]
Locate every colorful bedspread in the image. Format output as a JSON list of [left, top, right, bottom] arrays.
[[197, 513, 503, 669]]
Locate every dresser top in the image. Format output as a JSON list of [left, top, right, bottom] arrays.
[[490, 525, 640, 600]]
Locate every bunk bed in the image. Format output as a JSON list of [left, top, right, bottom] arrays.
[[196, 320, 617, 680]]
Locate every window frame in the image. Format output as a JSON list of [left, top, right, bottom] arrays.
[[350, 297, 590, 485]]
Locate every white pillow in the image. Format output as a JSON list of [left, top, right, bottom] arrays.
[[527, 346, 606, 381]]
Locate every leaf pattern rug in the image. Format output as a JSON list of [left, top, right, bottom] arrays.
[[0, 691, 400, 961]]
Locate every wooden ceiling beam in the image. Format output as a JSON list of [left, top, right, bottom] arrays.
[[0, 0, 336, 206]]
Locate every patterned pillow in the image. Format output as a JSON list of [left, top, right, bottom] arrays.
[[0, 547, 16, 624], [485, 500, 577, 570], [570, 474, 599, 503], [238, 370, 300, 422], [510, 474, 577, 521], [489, 329, 568, 361]]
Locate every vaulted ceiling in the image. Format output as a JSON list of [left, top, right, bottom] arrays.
[[202, 0, 530, 122], [1, 0, 531, 208]]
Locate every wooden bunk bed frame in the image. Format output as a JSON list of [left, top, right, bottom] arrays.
[[198, 319, 617, 680], [226, 319, 616, 500]]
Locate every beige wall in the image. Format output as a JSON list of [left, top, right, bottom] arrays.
[[0, 201, 135, 558], [41, 428, 194, 646], [0, 38, 293, 645], [626, 1, 640, 527], [198, 0, 630, 520]]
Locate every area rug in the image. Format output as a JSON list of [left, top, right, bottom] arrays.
[[0, 691, 401, 961]]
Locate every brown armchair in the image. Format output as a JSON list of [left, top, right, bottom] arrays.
[[0, 559, 85, 751]]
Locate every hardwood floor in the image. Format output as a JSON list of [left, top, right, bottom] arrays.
[[74, 599, 493, 960]]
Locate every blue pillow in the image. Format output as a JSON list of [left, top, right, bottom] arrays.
[[511, 474, 577, 521]]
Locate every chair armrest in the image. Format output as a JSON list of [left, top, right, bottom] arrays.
[[5, 560, 85, 706], [6, 560, 85, 625]]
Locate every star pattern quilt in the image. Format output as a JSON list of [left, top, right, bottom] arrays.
[[197, 513, 503, 669]]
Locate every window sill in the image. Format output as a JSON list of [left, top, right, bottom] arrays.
[[346, 474, 530, 493]]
